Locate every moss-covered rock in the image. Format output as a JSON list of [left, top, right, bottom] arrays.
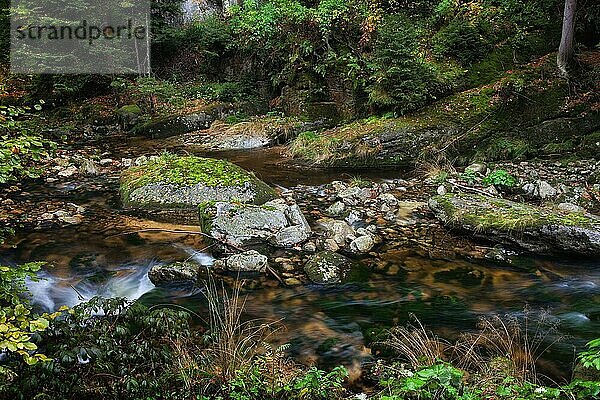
[[116, 104, 142, 130], [120, 154, 277, 224], [429, 193, 600, 256], [132, 105, 231, 138]]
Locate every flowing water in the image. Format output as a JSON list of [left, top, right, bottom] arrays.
[[2, 140, 599, 380]]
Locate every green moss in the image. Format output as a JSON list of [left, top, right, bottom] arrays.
[[117, 104, 142, 115], [434, 193, 595, 232], [121, 154, 256, 199]]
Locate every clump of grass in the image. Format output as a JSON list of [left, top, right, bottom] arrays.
[[453, 308, 564, 384], [380, 315, 448, 370], [201, 276, 280, 383], [211, 115, 302, 142], [289, 131, 339, 164], [415, 150, 457, 183]]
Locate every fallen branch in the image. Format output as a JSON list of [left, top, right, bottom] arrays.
[[448, 181, 497, 198], [266, 265, 285, 285], [109, 228, 213, 239]]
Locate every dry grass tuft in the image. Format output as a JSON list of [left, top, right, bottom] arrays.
[[453, 308, 564, 383], [380, 315, 449, 369], [201, 276, 281, 382]]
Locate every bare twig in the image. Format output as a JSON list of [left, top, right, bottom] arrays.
[[448, 181, 498, 198]]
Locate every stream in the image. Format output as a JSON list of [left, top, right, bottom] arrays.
[[1, 134, 599, 381]]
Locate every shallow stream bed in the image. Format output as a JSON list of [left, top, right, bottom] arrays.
[[1, 137, 599, 381]]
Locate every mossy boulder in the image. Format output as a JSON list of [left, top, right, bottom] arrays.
[[120, 155, 277, 224], [132, 111, 220, 139], [304, 251, 353, 284], [429, 193, 600, 256], [116, 104, 142, 130]]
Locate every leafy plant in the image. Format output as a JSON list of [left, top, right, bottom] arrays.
[[2, 297, 195, 400], [0, 104, 56, 184], [379, 362, 473, 400], [0, 263, 62, 380], [461, 169, 478, 185], [227, 362, 348, 400], [482, 169, 516, 188], [434, 171, 450, 184], [578, 338, 600, 371]]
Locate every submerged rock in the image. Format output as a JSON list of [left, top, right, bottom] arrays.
[[304, 251, 352, 284], [149, 262, 199, 286], [429, 193, 600, 256], [213, 250, 268, 272], [202, 198, 311, 248], [120, 154, 277, 224]]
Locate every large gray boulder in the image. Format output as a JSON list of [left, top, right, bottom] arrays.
[[304, 251, 352, 284], [429, 193, 600, 256], [120, 155, 277, 224], [201, 198, 311, 249]]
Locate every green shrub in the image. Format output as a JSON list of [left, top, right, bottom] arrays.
[[0, 262, 61, 382], [3, 298, 195, 400], [367, 15, 442, 114], [433, 18, 489, 66], [0, 104, 56, 184], [483, 169, 517, 188]]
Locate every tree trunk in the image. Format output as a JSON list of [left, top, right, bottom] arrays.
[[557, 0, 577, 77]]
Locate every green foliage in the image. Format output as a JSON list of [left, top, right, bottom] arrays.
[[378, 362, 476, 399], [0, 104, 56, 184], [433, 18, 489, 66], [578, 338, 600, 371], [227, 362, 348, 400], [461, 169, 478, 185], [0, 263, 60, 380], [433, 171, 449, 184], [367, 15, 443, 114], [186, 82, 253, 103], [3, 298, 194, 400], [482, 169, 516, 188], [136, 77, 183, 105]]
